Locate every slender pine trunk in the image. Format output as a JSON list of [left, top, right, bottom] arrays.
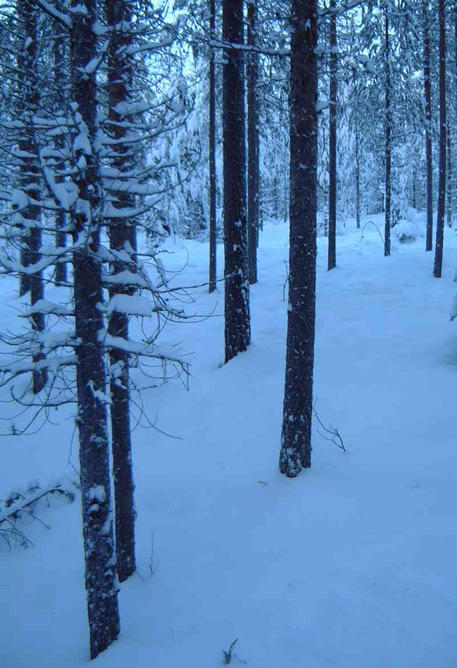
[[209, 0, 217, 293], [70, 1, 120, 657], [279, 0, 317, 477], [106, 0, 136, 583], [384, 4, 391, 258], [355, 124, 361, 229], [16, 0, 47, 393], [54, 31, 68, 285], [447, 124, 452, 227], [327, 0, 337, 270], [247, 0, 259, 284], [422, 0, 433, 251], [434, 0, 446, 278], [223, 0, 250, 363]]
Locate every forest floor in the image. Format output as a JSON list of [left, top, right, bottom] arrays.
[[2, 213, 457, 668]]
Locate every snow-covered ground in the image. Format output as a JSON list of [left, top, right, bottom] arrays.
[[2, 214, 457, 668]]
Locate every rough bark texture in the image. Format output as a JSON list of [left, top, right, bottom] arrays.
[[279, 0, 317, 477], [209, 0, 217, 293], [223, 0, 250, 363], [70, 1, 120, 658], [422, 0, 433, 252], [355, 125, 361, 229], [106, 0, 136, 584], [384, 6, 391, 258], [247, 0, 259, 285], [54, 31, 68, 285], [327, 0, 337, 271], [433, 0, 446, 278], [16, 0, 47, 394], [447, 125, 452, 227]]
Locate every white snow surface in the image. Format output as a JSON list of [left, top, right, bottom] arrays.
[[2, 215, 457, 667]]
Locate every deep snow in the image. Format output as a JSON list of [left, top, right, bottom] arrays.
[[2, 214, 457, 668]]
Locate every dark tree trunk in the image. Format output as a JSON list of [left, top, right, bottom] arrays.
[[223, 0, 251, 362], [422, 0, 433, 251], [384, 4, 391, 258], [70, 1, 120, 658], [54, 31, 68, 285], [106, 0, 136, 584], [16, 0, 46, 394], [327, 0, 337, 270], [209, 0, 217, 293], [16, 0, 32, 298], [433, 0, 446, 278], [247, 0, 259, 284], [412, 164, 417, 209], [355, 124, 361, 228], [279, 0, 317, 477], [454, 0, 457, 226], [447, 124, 452, 227]]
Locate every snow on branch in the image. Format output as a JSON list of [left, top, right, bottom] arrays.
[[0, 478, 77, 550]]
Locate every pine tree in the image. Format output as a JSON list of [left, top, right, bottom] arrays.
[[209, 0, 217, 293], [105, 0, 137, 584], [15, 0, 47, 394], [70, 0, 120, 656], [433, 0, 446, 277], [422, 0, 433, 251], [279, 0, 317, 477], [327, 0, 337, 270], [53, 27, 68, 284], [247, 0, 259, 284], [223, 0, 251, 362], [384, 0, 392, 257]]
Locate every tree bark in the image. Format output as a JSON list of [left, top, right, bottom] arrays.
[[433, 0, 446, 278], [70, 0, 120, 657], [279, 0, 317, 477], [16, 0, 47, 394], [327, 0, 337, 270], [54, 30, 68, 285], [223, 0, 251, 362], [247, 0, 259, 284], [384, 3, 391, 258], [209, 0, 217, 293], [447, 124, 452, 227], [105, 0, 137, 583], [355, 124, 361, 229], [422, 0, 433, 251]]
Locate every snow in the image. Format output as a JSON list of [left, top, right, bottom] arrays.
[[11, 189, 29, 210], [74, 132, 91, 156], [2, 215, 457, 667], [88, 485, 106, 503], [106, 294, 151, 317]]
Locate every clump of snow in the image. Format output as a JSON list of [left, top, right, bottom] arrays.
[[392, 218, 423, 244], [106, 294, 151, 317]]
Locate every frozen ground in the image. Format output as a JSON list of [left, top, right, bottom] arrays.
[[2, 213, 457, 668]]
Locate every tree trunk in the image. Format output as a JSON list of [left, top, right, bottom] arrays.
[[54, 31, 68, 285], [106, 0, 136, 584], [447, 124, 452, 227], [247, 0, 259, 284], [209, 0, 217, 293], [355, 124, 361, 228], [433, 0, 446, 278], [223, 0, 251, 363], [412, 164, 417, 210], [16, 0, 47, 394], [327, 0, 337, 270], [70, 1, 120, 658], [384, 4, 391, 258], [279, 0, 317, 477], [422, 0, 433, 251]]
